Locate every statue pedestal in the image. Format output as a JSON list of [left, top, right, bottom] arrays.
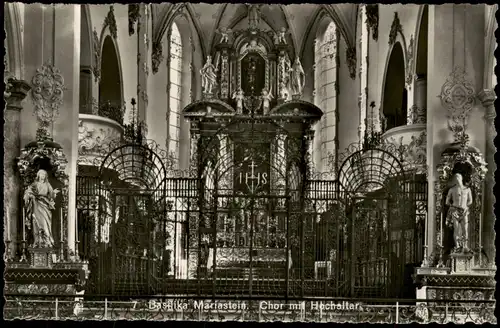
[[450, 252, 473, 274], [28, 247, 57, 268]]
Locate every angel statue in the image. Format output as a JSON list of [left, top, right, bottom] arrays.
[[200, 55, 218, 95], [23, 169, 60, 248], [232, 88, 245, 114], [278, 81, 289, 101], [261, 87, 273, 115], [274, 27, 289, 45], [216, 27, 232, 44], [290, 57, 305, 96]]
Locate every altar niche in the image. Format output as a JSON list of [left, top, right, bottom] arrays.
[[241, 53, 266, 98]]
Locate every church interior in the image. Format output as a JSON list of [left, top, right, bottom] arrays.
[[3, 3, 497, 322]]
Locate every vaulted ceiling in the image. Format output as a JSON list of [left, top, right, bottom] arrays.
[[151, 4, 358, 56]]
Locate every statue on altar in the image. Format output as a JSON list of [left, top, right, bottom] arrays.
[[290, 57, 305, 96], [200, 55, 218, 95], [247, 4, 261, 30], [216, 27, 232, 44], [275, 27, 289, 45], [23, 169, 60, 248], [445, 173, 473, 252], [261, 88, 273, 114], [232, 88, 245, 114], [278, 81, 289, 100]]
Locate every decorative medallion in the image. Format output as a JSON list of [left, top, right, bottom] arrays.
[[405, 35, 415, 87], [151, 40, 164, 75], [30, 63, 65, 127], [439, 67, 475, 139], [104, 5, 118, 40], [388, 12, 402, 46], [128, 4, 140, 36], [346, 47, 356, 80], [365, 4, 379, 41], [92, 29, 101, 82]]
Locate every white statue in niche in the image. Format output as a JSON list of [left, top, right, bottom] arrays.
[[200, 55, 218, 95], [232, 89, 245, 114], [261, 88, 273, 114], [445, 173, 473, 253], [23, 169, 60, 248], [290, 57, 305, 96]]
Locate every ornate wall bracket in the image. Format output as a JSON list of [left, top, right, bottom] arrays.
[[388, 12, 403, 46], [30, 63, 65, 132], [365, 4, 379, 41], [151, 40, 164, 75], [346, 47, 356, 80], [438, 67, 475, 141], [5, 77, 31, 109], [103, 5, 118, 40]]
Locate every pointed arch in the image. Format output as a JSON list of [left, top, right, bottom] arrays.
[[80, 5, 94, 114]]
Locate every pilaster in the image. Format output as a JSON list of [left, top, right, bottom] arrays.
[[3, 79, 31, 260]]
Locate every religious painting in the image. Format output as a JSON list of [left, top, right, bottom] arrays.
[[241, 53, 266, 97]]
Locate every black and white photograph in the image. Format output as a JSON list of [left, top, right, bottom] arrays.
[[3, 2, 497, 323]]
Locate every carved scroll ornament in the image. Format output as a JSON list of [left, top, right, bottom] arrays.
[[439, 67, 475, 140], [346, 47, 356, 80], [388, 12, 403, 46], [92, 29, 101, 82], [365, 4, 379, 41], [104, 5, 118, 40], [151, 40, 164, 75], [405, 35, 415, 87], [31, 64, 65, 127]]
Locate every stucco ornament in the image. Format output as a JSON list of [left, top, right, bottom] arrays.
[[78, 120, 122, 158], [31, 64, 65, 127], [388, 12, 403, 46], [439, 67, 475, 138], [405, 35, 415, 88], [92, 29, 101, 82], [346, 47, 356, 80]]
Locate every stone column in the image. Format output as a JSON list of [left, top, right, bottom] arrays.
[[4, 79, 31, 260], [137, 4, 149, 123], [412, 75, 427, 124], [478, 89, 496, 265]]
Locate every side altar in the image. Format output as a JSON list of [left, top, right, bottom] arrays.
[[5, 128, 88, 296], [413, 69, 495, 313]]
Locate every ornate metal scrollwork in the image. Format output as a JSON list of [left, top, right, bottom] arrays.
[[388, 12, 403, 46]]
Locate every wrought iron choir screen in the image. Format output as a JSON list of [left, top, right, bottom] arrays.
[[77, 108, 426, 299]]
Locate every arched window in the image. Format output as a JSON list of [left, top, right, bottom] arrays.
[[167, 23, 182, 161], [314, 21, 337, 172]]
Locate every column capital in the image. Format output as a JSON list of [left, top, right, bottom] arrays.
[[478, 89, 496, 108], [4, 78, 31, 111]]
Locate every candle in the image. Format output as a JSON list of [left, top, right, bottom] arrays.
[[5, 209, 10, 241], [60, 207, 63, 242], [22, 207, 26, 241]]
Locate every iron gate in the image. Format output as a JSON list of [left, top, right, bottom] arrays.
[[77, 124, 426, 298]]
